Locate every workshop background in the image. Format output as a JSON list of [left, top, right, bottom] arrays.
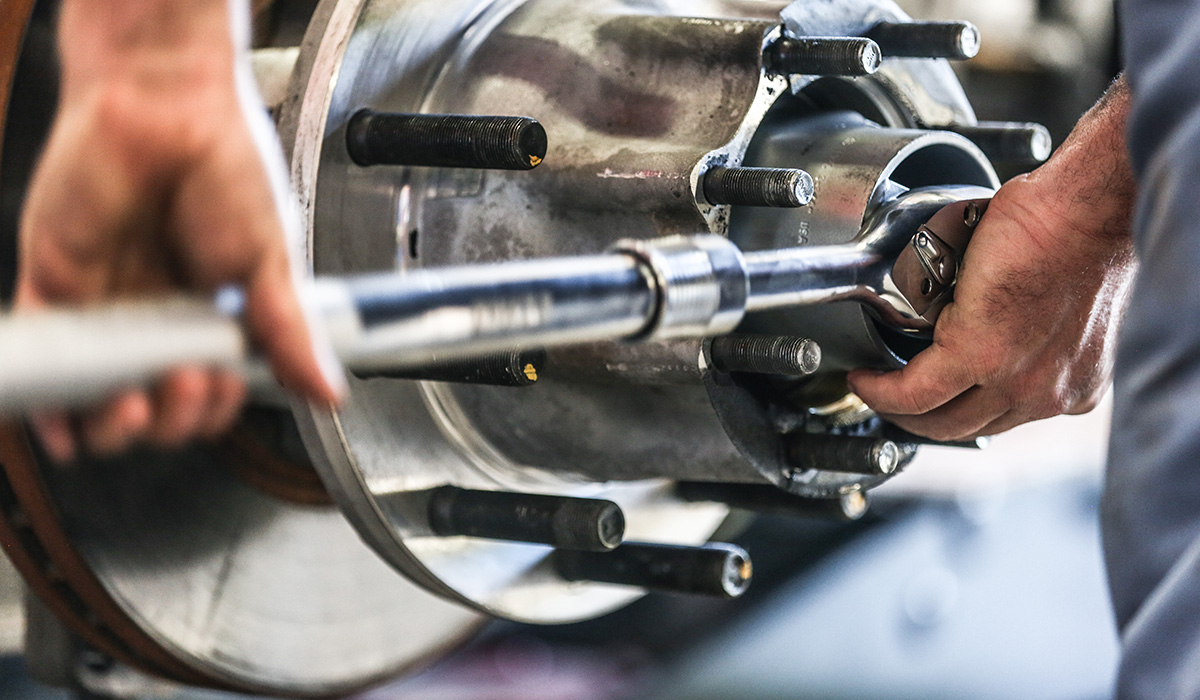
[[0, 0, 1122, 698]]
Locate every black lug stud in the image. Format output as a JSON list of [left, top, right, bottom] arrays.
[[710, 335, 821, 376], [356, 349, 545, 387], [786, 434, 905, 476], [865, 20, 980, 60], [554, 542, 752, 598], [767, 36, 882, 77], [346, 110, 548, 170], [944, 121, 1052, 165], [428, 487, 625, 552], [703, 166, 815, 208]]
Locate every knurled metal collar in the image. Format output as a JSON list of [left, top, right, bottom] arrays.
[[614, 234, 748, 339]]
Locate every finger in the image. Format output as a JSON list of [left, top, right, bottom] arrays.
[[199, 370, 247, 439], [846, 341, 977, 416], [30, 412, 76, 463], [244, 262, 345, 405], [81, 390, 153, 457], [878, 387, 1008, 442], [149, 367, 211, 448]]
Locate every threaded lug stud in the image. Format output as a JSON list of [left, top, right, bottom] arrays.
[[428, 487, 625, 551], [767, 36, 881, 77], [865, 20, 980, 60], [703, 166, 815, 208], [346, 110, 548, 170], [787, 435, 903, 476], [355, 348, 545, 387], [944, 121, 1052, 164], [554, 542, 753, 598], [709, 335, 822, 376]]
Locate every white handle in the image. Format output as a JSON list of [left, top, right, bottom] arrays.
[[0, 298, 254, 415]]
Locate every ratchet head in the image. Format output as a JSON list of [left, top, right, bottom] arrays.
[[856, 185, 994, 333], [890, 197, 989, 327]]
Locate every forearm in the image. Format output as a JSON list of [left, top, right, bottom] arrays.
[[57, 0, 249, 96], [1021, 74, 1135, 245]]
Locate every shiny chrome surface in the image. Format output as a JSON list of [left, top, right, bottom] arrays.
[[328, 253, 658, 370], [614, 235, 748, 340], [742, 185, 995, 329]]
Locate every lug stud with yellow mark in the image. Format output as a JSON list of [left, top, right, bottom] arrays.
[[346, 109, 548, 171], [355, 349, 545, 387]]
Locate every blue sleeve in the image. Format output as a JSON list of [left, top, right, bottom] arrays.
[[1104, 2, 1200, 698]]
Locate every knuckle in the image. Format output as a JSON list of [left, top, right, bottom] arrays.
[[93, 87, 215, 167], [1032, 387, 1071, 419], [1006, 372, 1059, 419], [1067, 384, 1105, 415], [892, 390, 936, 415], [974, 354, 1007, 384]]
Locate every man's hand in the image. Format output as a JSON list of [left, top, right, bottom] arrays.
[[847, 77, 1138, 441], [17, 0, 343, 461]]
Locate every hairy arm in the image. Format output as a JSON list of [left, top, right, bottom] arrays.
[[19, 0, 343, 460], [847, 76, 1137, 440]]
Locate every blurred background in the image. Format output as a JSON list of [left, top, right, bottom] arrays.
[[0, 0, 1123, 698]]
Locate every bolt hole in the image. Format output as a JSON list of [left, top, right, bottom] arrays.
[[964, 203, 982, 227], [921, 278, 933, 295], [409, 229, 419, 260]]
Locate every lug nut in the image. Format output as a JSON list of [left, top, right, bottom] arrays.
[[786, 434, 904, 476], [675, 482, 870, 521], [355, 348, 545, 387], [944, 121, 1052, 164], [865, 20, 980, 60], [554, 542, 752, 598], [709, 334, 821, 376], [428, 487, 625, 551], [703, 166, 815, 208], [767, 36, 881, 77], [346, 110, 548, 170]]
